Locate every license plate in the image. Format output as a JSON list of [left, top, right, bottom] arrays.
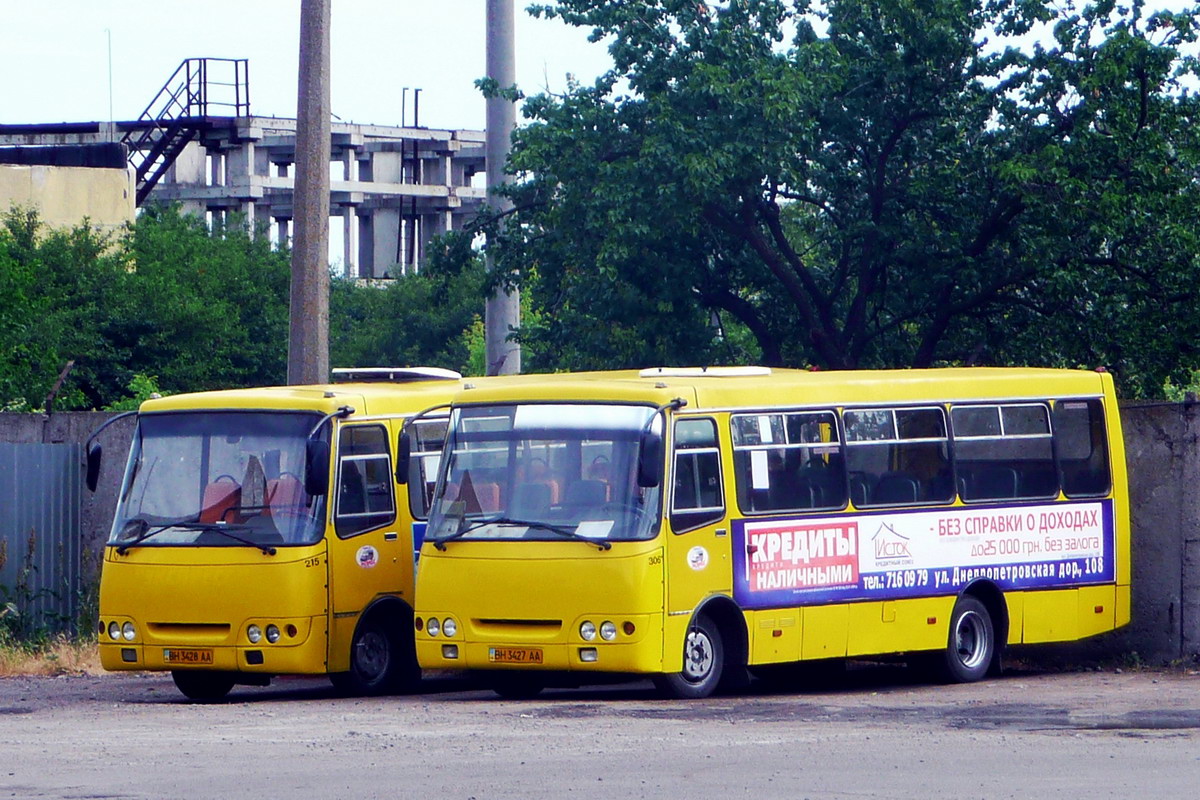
[[164, 648, 214, 665], [488, 646, 543, 664]]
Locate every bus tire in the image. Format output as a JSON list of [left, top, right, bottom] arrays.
[[172, 670, 235, 701], [331, 617, 412, 695], [653, 616, 724, 699], [938, 595, 994, 683]]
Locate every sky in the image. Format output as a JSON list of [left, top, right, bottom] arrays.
[[1, 0, 616, 131]]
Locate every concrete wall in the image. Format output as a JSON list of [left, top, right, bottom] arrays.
[[0, 412, 135, 560], [0, 164, 135, 235], [1118, 402, 1200, 663], [1, 403, 1197, 664]]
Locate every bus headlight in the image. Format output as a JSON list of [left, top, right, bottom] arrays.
[[247, 624, 263, 644], [122, 622, 136, 641], [265, 625, 281, 644], [600, 621, 617, 641], [427, 618, 440, 637], [441, 618, 457, 638], [579, 621, 596, 641], [108, 621, 121, 640]]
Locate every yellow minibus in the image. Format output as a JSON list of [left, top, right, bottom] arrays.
[[410, 367, 1129, 698], [90, 368, 472, 700]]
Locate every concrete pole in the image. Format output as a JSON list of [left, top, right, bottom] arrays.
[[288, 0, 332, 385], [484, 0, 521, 375]]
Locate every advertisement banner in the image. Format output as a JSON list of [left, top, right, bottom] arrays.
[[731, 500, 1113, 609]]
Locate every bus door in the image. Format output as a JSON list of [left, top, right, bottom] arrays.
[[663, 417, 732, 669], [326, 421, 410, 671]]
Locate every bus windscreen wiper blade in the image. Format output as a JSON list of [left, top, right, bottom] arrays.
[[432, 516, 611, 551], [115, 519, 274, 556]]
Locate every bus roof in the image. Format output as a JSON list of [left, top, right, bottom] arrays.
[[136, 372, 532, 418], [448, 367, 1114, 411]]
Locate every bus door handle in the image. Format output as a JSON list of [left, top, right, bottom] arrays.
[[384, 532, 398, 541]]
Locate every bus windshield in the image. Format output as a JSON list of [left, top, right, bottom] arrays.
[[109, 411, 327, 549], [426, 403, 663, 546]]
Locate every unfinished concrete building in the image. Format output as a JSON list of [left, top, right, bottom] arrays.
[[0, 58, 487, 278]]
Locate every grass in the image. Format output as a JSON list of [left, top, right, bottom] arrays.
[[0, 635, 103, 677]]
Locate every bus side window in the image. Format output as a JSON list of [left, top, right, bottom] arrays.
[[731, 410, 847, 513], [1053, 399, 1112, 497], [335, 424, 396, 538], [844, 407, 952, 507], [671, 418, 724, 533], [951, 403, 1056, 501]]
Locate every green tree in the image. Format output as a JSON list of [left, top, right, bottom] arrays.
[[0, 208, 130, 410], [480, 0, 1200, 395], [120, 205, 291, 397], [330, 234, 491, 376]]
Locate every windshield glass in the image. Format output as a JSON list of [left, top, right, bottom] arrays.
[[109, 411, 328, 549], [425, 403, 663, 545]]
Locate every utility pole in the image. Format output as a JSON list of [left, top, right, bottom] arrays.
[[484, 0, 521, 375], [288, 0, 332, 385]]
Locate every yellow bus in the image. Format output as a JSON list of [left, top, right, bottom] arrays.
[[410, 366, 1128, 698], [89, 367, 473, 700]]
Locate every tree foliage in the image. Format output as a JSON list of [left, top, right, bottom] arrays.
[[0, 205, 486, 410], [479, 0, 1200, 396]]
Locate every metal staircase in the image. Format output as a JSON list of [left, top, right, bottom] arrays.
[[121, 58, 250, 205]]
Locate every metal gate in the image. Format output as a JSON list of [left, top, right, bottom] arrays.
[[0, 443, 81, 636]]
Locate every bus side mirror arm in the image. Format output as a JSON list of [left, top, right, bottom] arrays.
[[637, 398, 687, 488], [83, 410, 138, 493], [304, 405, 354, 497], [395, 403, 452, 486]]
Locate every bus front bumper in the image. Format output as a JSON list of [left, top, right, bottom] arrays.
[[99, 616, 328, 675], [416, 615, 663, 674]]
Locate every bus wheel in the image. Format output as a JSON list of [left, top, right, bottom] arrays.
[[172, 670, 235, 701], [490, 674, 545, 699], [653, 616, 724, 699], [331, 618, 407, 695], [938, 596, 994, 683]]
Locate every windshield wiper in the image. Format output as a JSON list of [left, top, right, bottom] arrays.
[[115, 519, 275, 556], [432, 515, 611, 552]]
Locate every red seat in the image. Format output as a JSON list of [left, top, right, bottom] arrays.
[[266, 475, 304, 517], [199, 480, 241, 523]]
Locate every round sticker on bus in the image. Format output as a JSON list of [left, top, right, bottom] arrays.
[[356, 545, 379, 569], [687, 546, 709, 571]]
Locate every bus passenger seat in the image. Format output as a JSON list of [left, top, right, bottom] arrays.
[[474, 482, 501, 512], [266, 475, 304, 517], [509, 482, 552, 519], [873, 472, 919, 505], [563, 480, 607, 510], [971, 466, 1019, 500], [199, 479, 241, 523]]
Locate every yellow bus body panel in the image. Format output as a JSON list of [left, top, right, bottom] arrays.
[[414, 366, 1131, 682], [416, 540, 665, 673], [99, 543, 329, 674], [97, 376, 533, 680]]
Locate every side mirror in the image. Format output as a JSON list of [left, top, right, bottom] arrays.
[[637, 431, 664, 488], [395, 429, 412, 485], [304, 439, 330, 497], [85, 443, 103, 493]]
